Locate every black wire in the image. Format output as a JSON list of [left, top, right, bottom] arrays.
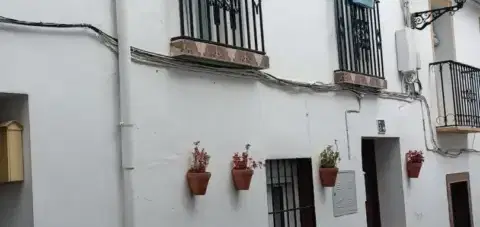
[[0, 16, 338, 91], [0, 16, 440, 102], [0, 16, 414, 97], [1, 15, 475, 157], [0, 16, 117, 42], [413, 79, 423, 96]]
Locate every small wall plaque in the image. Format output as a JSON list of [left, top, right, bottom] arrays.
[[377, 119, 386, 134]]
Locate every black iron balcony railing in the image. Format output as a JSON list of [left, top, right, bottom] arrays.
[[432, 60, 480, 128], [334, 0, 384, 79], [174, 0, 266, 54]]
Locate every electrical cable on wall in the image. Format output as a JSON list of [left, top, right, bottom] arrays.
[[401, 0, 411, 27], [0, 15, 475, 158]]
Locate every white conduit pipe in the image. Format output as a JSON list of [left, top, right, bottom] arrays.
[[114, 0, 135, 226]]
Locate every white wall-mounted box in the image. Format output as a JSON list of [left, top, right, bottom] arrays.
[[395, 28, 418, 74]]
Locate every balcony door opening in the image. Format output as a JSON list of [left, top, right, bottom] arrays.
[[446, 172, 473, 227], [362, 138, 406, 227]]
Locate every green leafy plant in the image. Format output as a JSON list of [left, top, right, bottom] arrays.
[[320, 140, 340, 168]]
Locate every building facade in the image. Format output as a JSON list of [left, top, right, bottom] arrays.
[[0, 0, 479, 227]]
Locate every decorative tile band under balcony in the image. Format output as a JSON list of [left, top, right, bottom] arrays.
[[432, 60, 480, 133], [333, 0, 387, 90], [171, 0, 269, 69]]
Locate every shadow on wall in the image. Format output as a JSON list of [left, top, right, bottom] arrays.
[[0, 93, 33, 227]]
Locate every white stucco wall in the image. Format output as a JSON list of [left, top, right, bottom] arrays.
[[126, 0, 479, 226], [0, 1, 122, 227], [454, 1, 480, 68], [0, 0, 480, 227], [443, 8, 480, 227]]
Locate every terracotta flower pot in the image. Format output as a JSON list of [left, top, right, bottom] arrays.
[[232, 169, 254, 190], [406, 162, 422, 178], [186, 172, 211, 195], [319, 167, 338, 187]]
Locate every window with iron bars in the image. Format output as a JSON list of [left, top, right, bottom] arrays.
[[334, 0, 384, 79], [266, 159, 316, 227], [176, 0, 266, 54]]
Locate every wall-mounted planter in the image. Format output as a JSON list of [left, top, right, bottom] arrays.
[[186, 172, 211, 195], [319, 167, 339, 187], [405, 150, 424, 178], [232, 169, 254, 190], [406, 162, 422, 178]]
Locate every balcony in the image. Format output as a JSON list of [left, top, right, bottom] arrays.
[[170, 0, 269, 69], [333, 0, 387, 90], [432, 60, 480, 133]]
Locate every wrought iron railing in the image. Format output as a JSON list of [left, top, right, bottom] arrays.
[[174, 0, 266, 54], [334, 0, 384, 79], [266, 159, 316, 227], [432, 60, 480, 128]]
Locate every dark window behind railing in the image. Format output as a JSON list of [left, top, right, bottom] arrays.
[[175, 0, 266, 54], [266, 159, 316, 227], [334, 0, 384, 79], [432, 60, 480, 128]]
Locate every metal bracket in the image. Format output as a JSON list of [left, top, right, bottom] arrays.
[[411, 0, 466, 30], [119, 122, 134, 127]]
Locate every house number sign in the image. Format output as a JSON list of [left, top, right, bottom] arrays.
[[377, 119, 386, 134]]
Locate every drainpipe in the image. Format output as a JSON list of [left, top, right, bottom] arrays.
[[344, 98, 361, 160], [114, 0, 135, 227]]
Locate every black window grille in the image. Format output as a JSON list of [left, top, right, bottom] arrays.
[[266, 159, 316, 227], [431, 60, 480, 128], [334, 0, 384, 79], [175, 0, 266, 54]]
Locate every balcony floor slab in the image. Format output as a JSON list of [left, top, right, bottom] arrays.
[[334, 71, 388, 90], [170, 38, 269, 70], [436, 126, 480, 134]]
